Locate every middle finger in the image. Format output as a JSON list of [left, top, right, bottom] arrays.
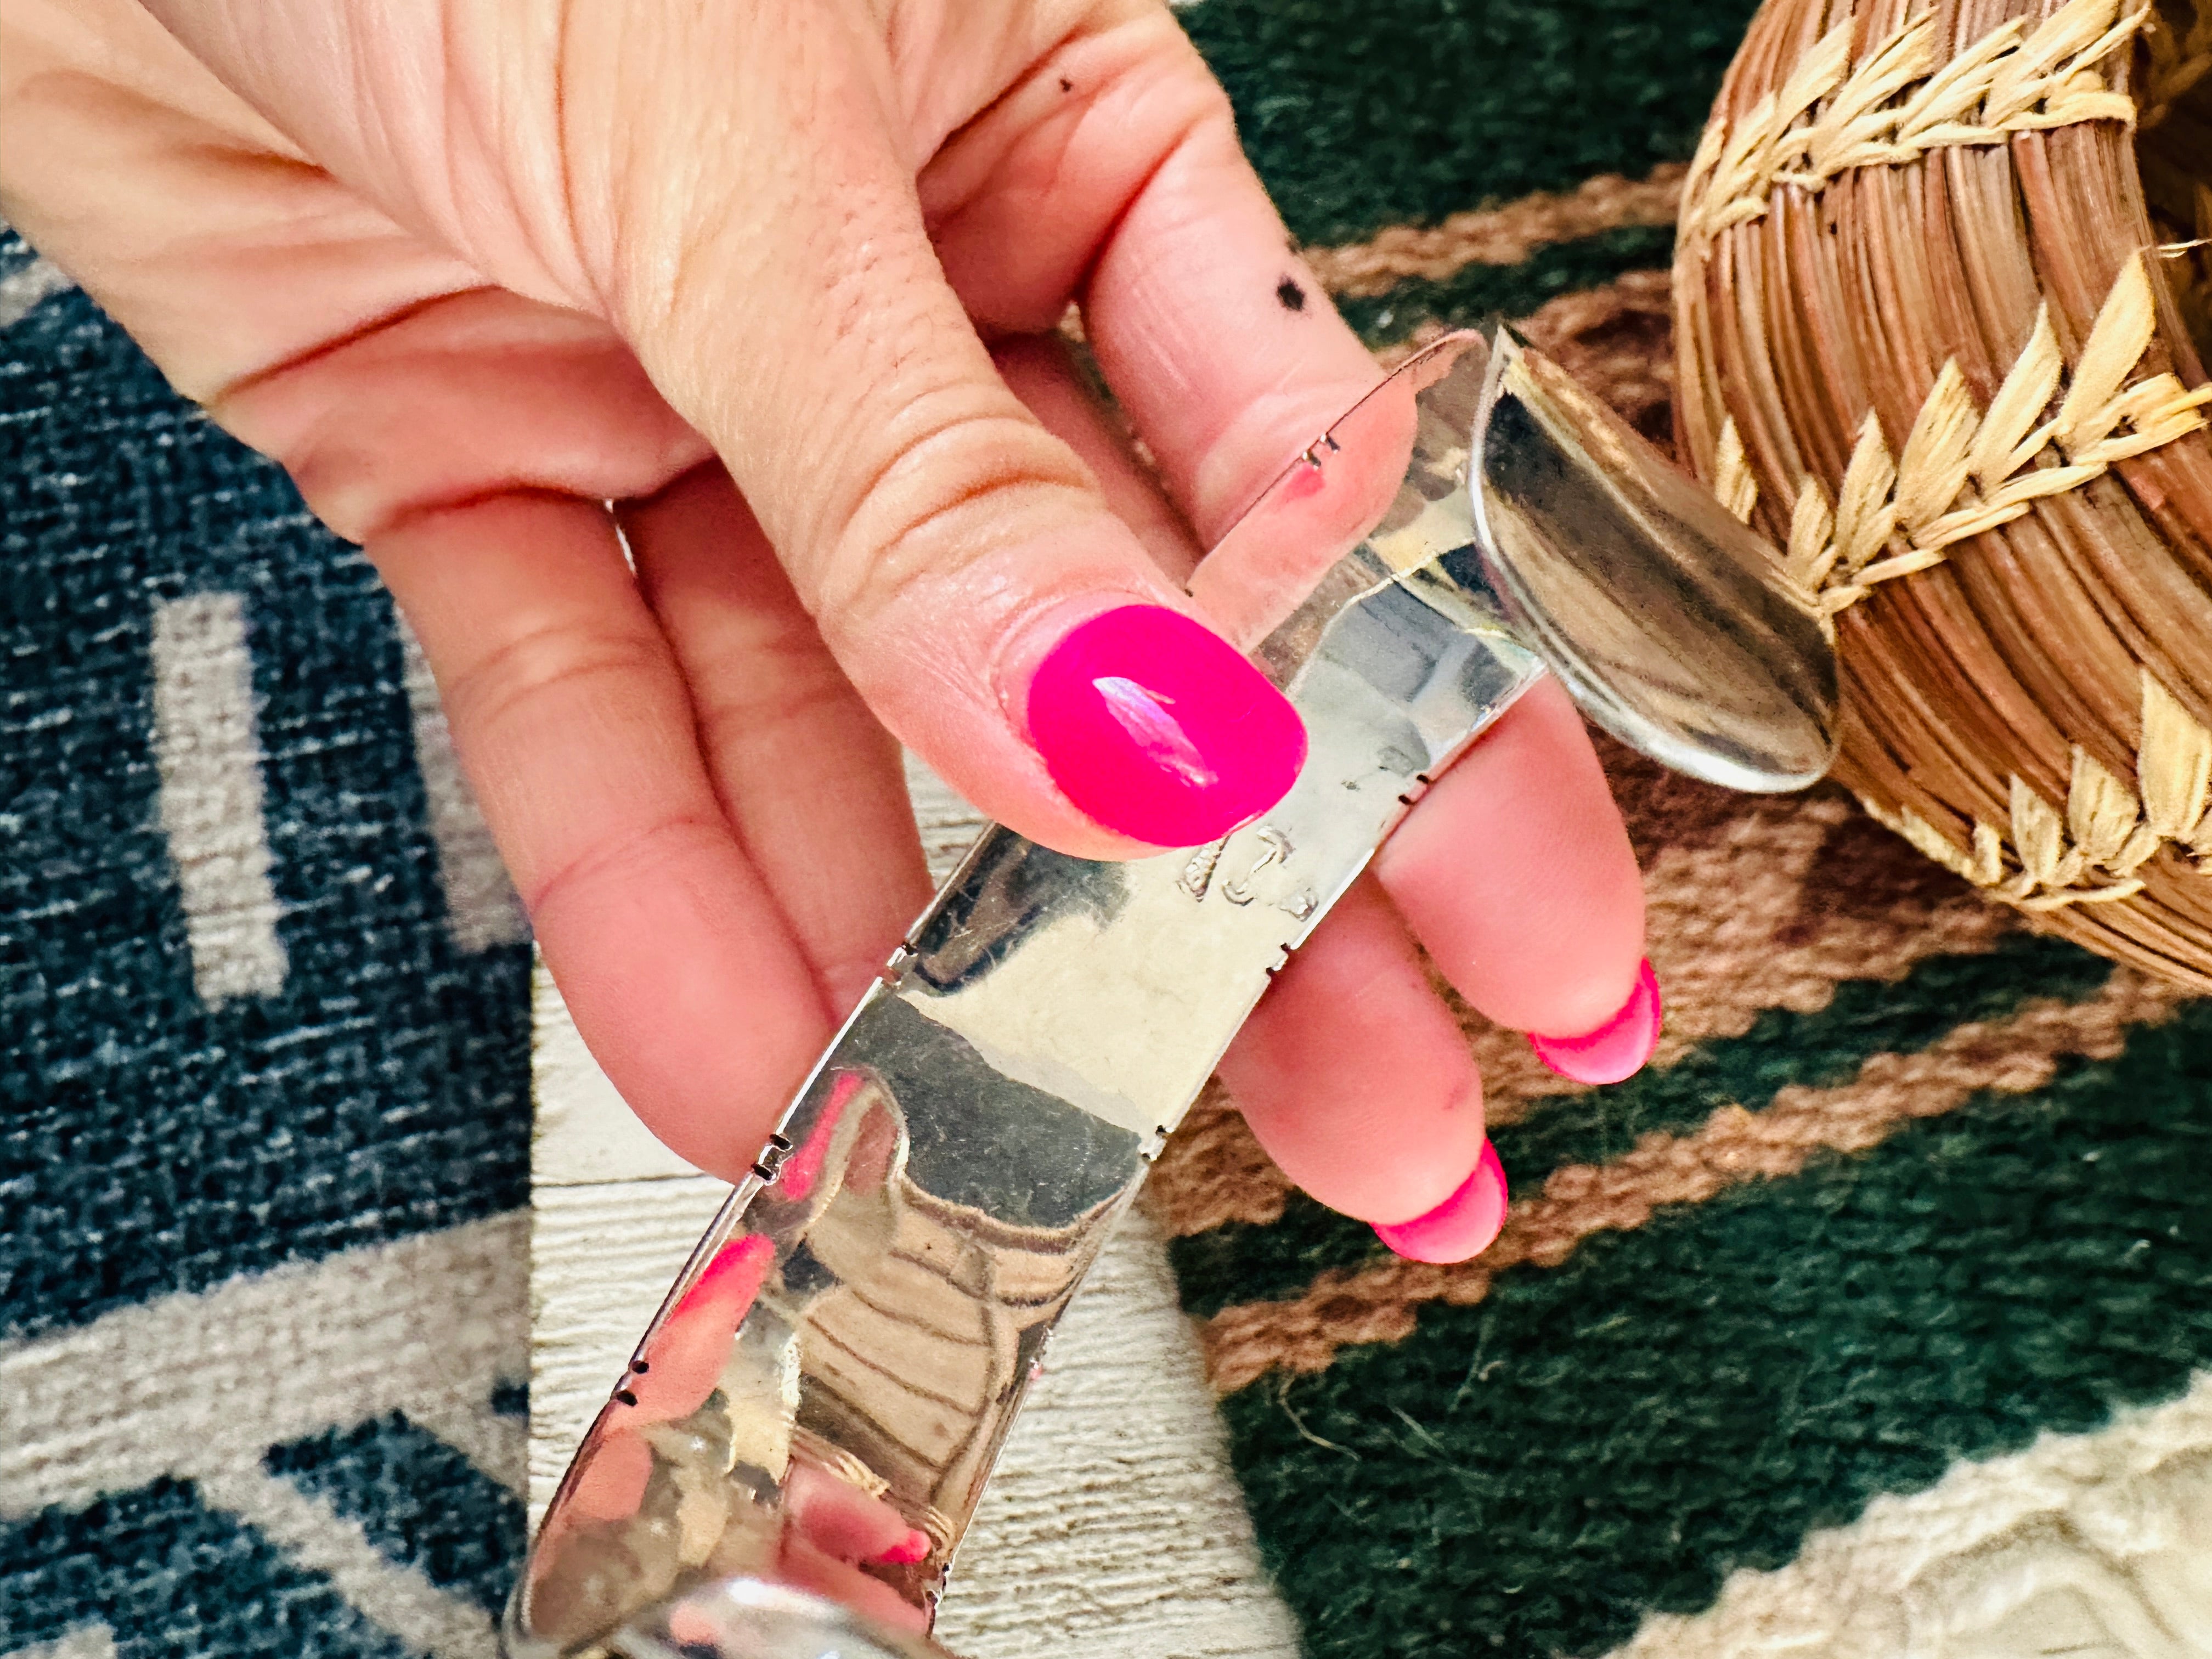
[[620, 466, 934, 1018], [996, 326, 1520, 1242]]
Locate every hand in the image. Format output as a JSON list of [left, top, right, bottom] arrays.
[[0, 0, 1650, 1260]]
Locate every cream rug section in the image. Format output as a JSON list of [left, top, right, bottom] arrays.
[[1607, 1370, 2212, 1659], [527, 756, 1300, 1658]]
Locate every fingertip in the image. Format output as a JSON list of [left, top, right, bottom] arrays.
[[1220, 878, 1487, 1226], [529, 821, 833, 1182], [1082, 114, 1381, 542], [371, 493, 840, 1187], [1528, 957, 1662, 1086], [1372, 1142, 1508, 1264]]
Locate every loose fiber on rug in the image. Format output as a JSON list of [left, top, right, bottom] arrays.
[[6, 2, 2212, 1657]]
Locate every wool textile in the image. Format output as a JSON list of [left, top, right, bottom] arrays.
[[6, 2, 2212, 1656]]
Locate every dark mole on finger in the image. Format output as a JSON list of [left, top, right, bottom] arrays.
[[1059, 76, 1073, 91], [1276, 277, 1307, 312]]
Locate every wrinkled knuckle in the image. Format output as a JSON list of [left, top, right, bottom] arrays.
[[690, 661, 854, 757], [811, 402, 1095, 644], [1097, 8, 1237, 128], [522, 812, 726, 922], [440, 617, 670, 744]]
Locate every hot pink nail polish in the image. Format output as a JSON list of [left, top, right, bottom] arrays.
[[1372, 1141, 1509, 1264], [1026, 605, 1307, 848], [1528, 957, 1662, 1086], [874, 1528, 932, 1566]]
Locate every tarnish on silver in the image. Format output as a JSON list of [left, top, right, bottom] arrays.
[[505, 329, 1839, 1659]]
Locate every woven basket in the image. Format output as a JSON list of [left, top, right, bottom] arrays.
[[1673, 0, 2212, 986]]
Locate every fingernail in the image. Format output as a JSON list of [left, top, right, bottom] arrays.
[[1026, 605, 1306, 847], [1373, 1141, 1508, 1263], [874, 1528, 932, 1566], [1528, 957, 1662, 1086]]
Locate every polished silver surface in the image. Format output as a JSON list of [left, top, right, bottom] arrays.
[[1466, 334, 1837, 791], [609, 1579, 943, 1659], [506, 329, 1837, 1659]]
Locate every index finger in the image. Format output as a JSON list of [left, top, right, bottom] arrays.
[[919, 10, 1384, 571]]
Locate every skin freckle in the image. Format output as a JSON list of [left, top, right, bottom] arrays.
[[1275, 276, 1306, 312]]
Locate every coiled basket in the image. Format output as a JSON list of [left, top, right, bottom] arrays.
[[1674, 0, 2212, 985]]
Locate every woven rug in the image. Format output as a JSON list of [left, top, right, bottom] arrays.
[[8, 2, 2212, 1656]]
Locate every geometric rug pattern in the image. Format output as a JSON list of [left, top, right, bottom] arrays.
[[9, 1, 2212, 1655]]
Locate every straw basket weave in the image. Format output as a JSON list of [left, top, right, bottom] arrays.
[[1673, 0, 2212, 986]]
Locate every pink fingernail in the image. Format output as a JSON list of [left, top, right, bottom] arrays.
[[670, 1233, 775, 1324], [875, 1529, 932, 1566], [1026, 605, 1307, 847], [1372, 1141, 1509, 1263], [1528, 957, 1662, 1086]]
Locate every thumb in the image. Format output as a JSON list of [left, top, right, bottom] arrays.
[[573, 8, 1306, 856]]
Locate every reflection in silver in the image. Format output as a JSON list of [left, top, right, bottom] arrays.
[[1466, 337, 1837, 791], [505, 330, 1838, 1659]]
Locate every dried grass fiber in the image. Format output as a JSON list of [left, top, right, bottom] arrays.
[[1674, 0, 2212, 984]]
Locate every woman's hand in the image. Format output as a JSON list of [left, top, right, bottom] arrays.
[[0, 0, 1651, 1259]]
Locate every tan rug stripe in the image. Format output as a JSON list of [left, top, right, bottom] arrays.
[[1376, 264, 1668, 359], [1146, 793, 2008, 1240], [1304, 166, 1687, 298], [1372, 269, 1679, 448], [1200, 968, 2188, 1394], [1639, 797, 2008, 1053]]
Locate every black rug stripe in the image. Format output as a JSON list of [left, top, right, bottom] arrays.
[[266, 1413, 522, 1615], [0, 283, 529, 1342], [0, 1479, 416, 1659], [1337, 224, 1677, 345]]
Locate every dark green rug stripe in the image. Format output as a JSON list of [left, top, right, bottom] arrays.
[[264, 1412, 522, 1614], [0, 1479, 415, 1659], [1220, 997, 2212, 1659], [1498, 933, 2109, 1176], [1335, 224, 1677, 346], [1171, 932, 2109, 1317], [1181, 0, 1758, 246]]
